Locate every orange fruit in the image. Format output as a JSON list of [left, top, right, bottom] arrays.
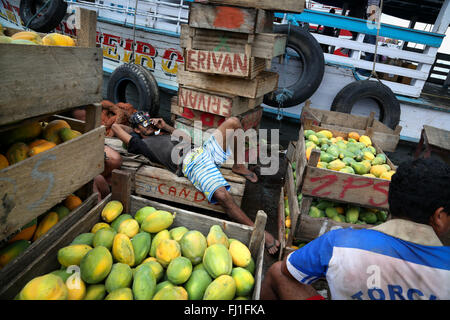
[[64, 195, 82, 211], [348, 132, 360, 141]]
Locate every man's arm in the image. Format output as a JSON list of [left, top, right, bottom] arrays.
[[151, 118, 192, 142], [111, 123, 133, 144]]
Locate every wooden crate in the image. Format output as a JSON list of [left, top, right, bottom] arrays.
[[178, 86, 263, 118], [0, 170, 266, 300], [134, 164, 246, 214], [188, 2, 273, 34], [301, 103, 402, 152], [189, 0, 305, 13], [171, 96, 263, 131], [180, 24, 287, 60], [294, 123, 396, 211], [177, 69, 279, 99], [0, 193, 99, 296]]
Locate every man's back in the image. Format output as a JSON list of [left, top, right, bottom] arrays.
[[286, 220, 450, 300]]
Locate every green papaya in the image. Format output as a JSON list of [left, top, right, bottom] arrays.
[[325, 207, 338, 219], [326, 145, 340, 158], [345, 207, 360, 224], [316, 200, 333, 210], [320, 151, 334, 163], [131, 231, 151, 265], [308, 206, 322, 218], [133, 264, 157, 300], [105, 263, 133, 293]]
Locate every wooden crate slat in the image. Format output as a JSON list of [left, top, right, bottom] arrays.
[[177, 69, 279, 99], [0, 126, 105, 241], [180, 24, 287, 60], [188, 3, 273, 34], [190, 0, 305, 13], [0, 44, 102, 127]]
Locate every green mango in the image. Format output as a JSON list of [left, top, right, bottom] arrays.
[[345, 207, 360, 224], [325, 207, 339, 219], [320, 151, 335, 163], [308, 206, 322, 218]]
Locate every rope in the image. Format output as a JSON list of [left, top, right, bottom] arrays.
[[25, 0, 52, 29], [130, 0, 139, 64]]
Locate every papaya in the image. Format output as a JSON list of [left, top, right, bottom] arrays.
[[377, 210, 388, 222], [326, 145, 340, 158], [371, 155, 386, 166], [33, 211, 59, 241], [80, 246, 113, 284], [137, 260, 164, 282], [112, 233, 135, 266], [156, 239, 181, 268], [105, 288, 133, 300], [359, 135, 372, 147], [91, 222, 111, 234], [11, 31, 42, 44], [327, 159, 346, 171], [308, 206, 323, 218], [110, 214, 133, 232], [42, 33, 76, 46], [332, 215, 346, 223], [304, 130, 316, 139], [92, 228, 116, 251], [184, 268, 213, 300], [131, 231, 151, 266], [316, 200, 333, 210], [6, 142, 29, 164], [203, 275, 236, 300], [66, 277, 86, 300], [0, 121, 42, 147], [28, 141, 56, 157], [339, 166, 355, 174], [167, 256, 192, 285], [0, 240, 30, 267], [59, 128, 82, 142], [228, 240, 252, 268], [318, 130, 333, 139], [141, 210, 175, 233], [153, 286, 188, 300], [307, 134, 319, 145], [105, 263, 133, 293], [63, 194, 82, 211], [0, 35, 12, 43], [342, 157, 356, 166], [325, 207, 339, 219], [133, 263, 157, 300], [28, 139, 47, 149], [149, 229, 170, 258], [57, 244, 92, 267], [117, 219, 139, 238], [206, 225, 229, 248], [155, 281, 174, 294], [19, 274, 68, 300], [203, 244, 233, 279], [141, 257, 158, 264], [84, 284, 106, 300], [363, 151, 375, 161], [380, 171, 396, 180], [50, 269, 71, 283], [244, 258, 256, 275], [319, 151, 334, 163], [361, 211, 378, 224], [0, 154, 9, 169], [53, 205, 70, 221], [348, 132, 360, 141], [232, 267, 255, 297], [180, 230, 207, 266], [352, 162, 371, 175], [193, 263, 207, 272], [134, 206, 156, 225], [43, 119, 71, 144], [170, 226, 189, 242], [101, 200, 124, 223], [8, 218, 37, 242], [235, 296, 249, 300], [370, 164, 388, 178], [363, 173, 377, 178], [345, 207, 360, 224], [11, 39, 37, 45]]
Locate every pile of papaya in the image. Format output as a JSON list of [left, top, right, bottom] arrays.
[[307, 198, 388, 225], [0, 119, 82, 170], [304, 129, 396, 180], [0, 194, 83, 270], [0, 27, 75, 46], [15, 200, 257, 300], [282, 191, 303, 242]]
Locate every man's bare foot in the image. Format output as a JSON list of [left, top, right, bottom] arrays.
[[232, 164, 258, 183], [265, 232, 280, 255]]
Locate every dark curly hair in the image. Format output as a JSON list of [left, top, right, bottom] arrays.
[[388, 158, 450, 224]]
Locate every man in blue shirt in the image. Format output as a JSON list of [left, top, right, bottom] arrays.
[[261, 158, 450, 300]]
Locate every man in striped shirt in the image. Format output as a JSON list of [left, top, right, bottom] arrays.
[[261, 158, 450, 300]]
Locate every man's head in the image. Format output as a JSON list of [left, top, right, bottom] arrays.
[[388, 158, 450, 237], [129, 111, 156, 137]]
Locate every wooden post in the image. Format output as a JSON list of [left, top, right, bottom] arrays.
[[84, 103, 102, 132], [111, 170, 132, 214], [248, 210, 267, 258], [75, 7, 98, 48]]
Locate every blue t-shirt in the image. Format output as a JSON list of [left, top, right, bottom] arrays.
[[287, 228, 450, 300]]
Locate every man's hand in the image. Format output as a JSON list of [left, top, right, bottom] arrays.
[[150, 118, 167, 130]]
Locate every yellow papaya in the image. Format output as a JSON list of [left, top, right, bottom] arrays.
[[141, 210, 175, 233], [180, 230, 207, 266], [63, 194, 82, 211], [318, 130, 333, 139], [112, 233, 135, 266], [203, 244, 233, 279], [348, 132, 361, 141], [91, 222, 111, 234], [8, 218, 37, 243], [149, 229, 170, 257], [166, 256, 192, 285], [6, 142, 29, 164], [33, 211, 59, 241], [0, 121, 42, 147], [19, 274, 68, 300], [84, 284, 106, 300], [43, 119, 71, 144], [380, 171, 396, 180], [57, 244, 92, 267], [231, 267, 255, 297], [156, 239, 181, 268], [370, 164, 388, 178], [66, 277, 87, 300], [152, 286, 188, 300], [28, 141, 56, 157], [101, 200, 123, 223], [28, 139, 48, 149], [228, 240, 252, 268], [206, 225, 229, 248], [59, 128, 82, 142], [0, 154, 9, 169], [42, 33, 76, 46], [80, 246, 113, 284], [104, 288, 133, 300], [117, 219, 139, 238], [137, 260, 164, 282], [0, 240, 31, 267], [359, 135, 372, 147], [11, 31, 42, 44], [203, 275, 236, 300]]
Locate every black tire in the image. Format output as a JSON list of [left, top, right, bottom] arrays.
[[264, 24, 325, 108], [19, 0, 67, 33], [107, 63, 160, 116], [331, 80, 401, 129]]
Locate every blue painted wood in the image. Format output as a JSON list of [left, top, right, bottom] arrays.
[[275, 10, 445, 48], [97, 17, 182, 38]]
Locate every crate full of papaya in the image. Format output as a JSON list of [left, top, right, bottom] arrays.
[[0, 193, 266, 300]]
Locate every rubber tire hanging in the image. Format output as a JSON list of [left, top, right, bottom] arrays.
[[264, 24, 325, 108], [331, 80, 401, 130], [107, 63, 160, 116], [19, 0, 67, 33]]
